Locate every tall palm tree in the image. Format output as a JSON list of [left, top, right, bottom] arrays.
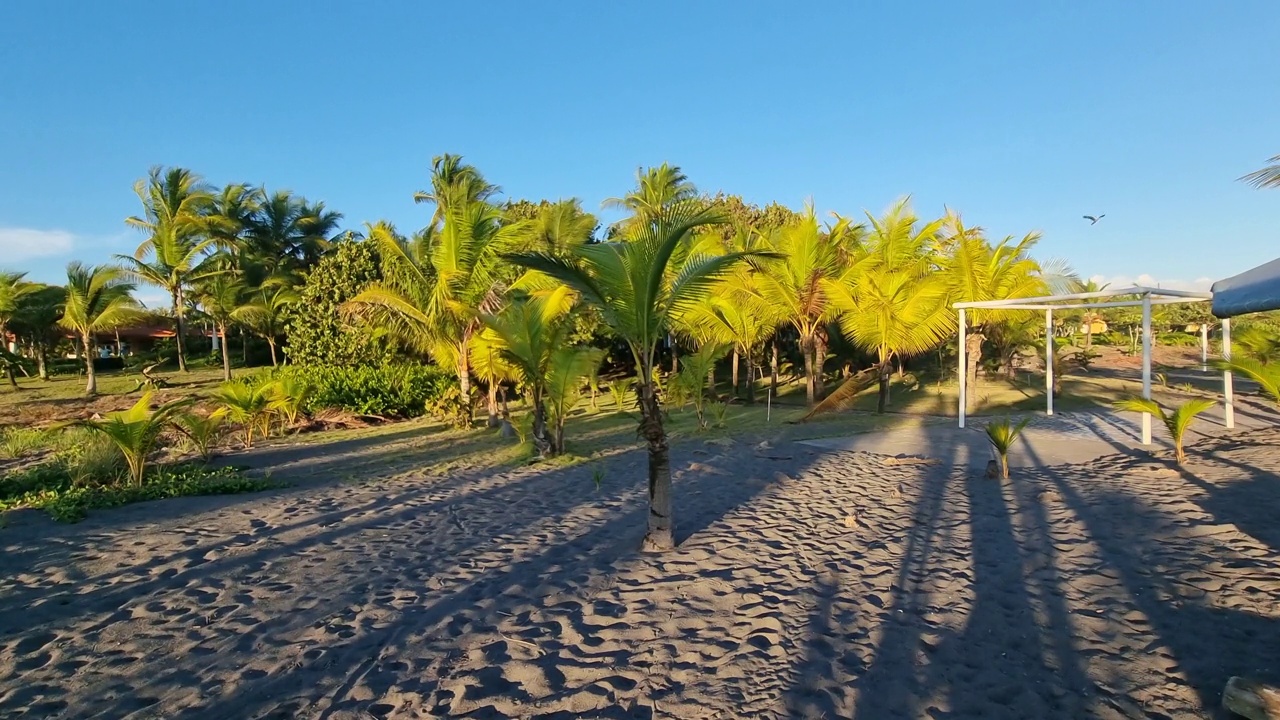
[[59, 263, 143, 395], [120, 166, 218, 372], [414, 154, 500, 228], [751, 207, 862, 404], [345, 207, 529, 423], [603, 163, 698, 231], [1240, 154, 1280, 189], [245, 190, 342, 276], [7, 284, 64, 380], [1074, 278, 1109, 348], [193, 272, 246, 380], [0, 271, 35, 357], [508, 201, 743, 552]]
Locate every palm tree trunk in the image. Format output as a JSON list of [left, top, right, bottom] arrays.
[[267, 338, 278, 367], [84, 335, 97, 396], [37, 346, 48, 380], [241, 328, 248, 366], [173, 288, 188, 372], [457, 354, 473, 426], [770, 340, 779, 399], [744, 349, 756, 404], [670, 337, 678, 374], [803, 333, 817, 405], [876, 358, 891, 414], [813, 331, 827, 400], [486, 382, 500, 428], [1084, 325, 1092, 349], [637, 377, 674, 552], [731, 349, 740, 396], [219, 322, 232, 381], [531, 389, 552, 458], [965, 330, 984, 406]]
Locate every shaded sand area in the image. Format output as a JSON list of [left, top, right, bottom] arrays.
[[2, 428, 1279, 718]]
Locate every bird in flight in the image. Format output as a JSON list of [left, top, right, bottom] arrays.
[[1083, 214, 1105, 224]]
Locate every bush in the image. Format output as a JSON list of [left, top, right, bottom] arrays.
[[1158, 332, 1200, 347], [283, 240, 392, 367], [269, 364, 455, 418], [0, 462, 278, 522]]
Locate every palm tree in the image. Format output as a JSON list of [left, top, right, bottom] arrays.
[[233, 278, 299, 366], [603, 163, 698, 234], [345, 208, 529, 423], [508, 201, 743, 551], [940, 210, 1048, 392], [68, 392, 192, 486], [985, 418, 1031, 479], [414, 153, 500, 228], [58, 263, 143, 395], [7, 284, 64, 380], [0, 271, 35, 386], [193, 272, 246, 380], [1240, 154, 1280, 189], [752, 207, 862, 404], [1115, 397, 1216, 465], [245, 190, 343, 276], [211, 381, 275, 448], [1074, 279, 1109, 348], [120, 166, 219, 372]]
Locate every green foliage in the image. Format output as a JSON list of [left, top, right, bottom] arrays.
[[65, 391, 193, 486], [1216, 357, 1280, 405], [677, 342, 730, 428], [1, 463, 276, 523], [284, 239, 390, 367], [174, 412, 225, 461], [211, 381, 275, 448], [608, 378, 635, 413], [267, 375, 313, 428], [1114, 396, 1216, 465], [591, 466, 606, 492], [1234, 326, 1280, 364], [271, 364, 454, 418], [0, 427, 52, 459], [707, 399, 731, 429], [984, 418, 1030, 479], [426, 385, 476, 427]]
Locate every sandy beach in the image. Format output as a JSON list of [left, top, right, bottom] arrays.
[[1, 429, 1278, 719]]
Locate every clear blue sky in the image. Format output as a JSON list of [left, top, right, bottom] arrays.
[[2, 1, 1277, 301]]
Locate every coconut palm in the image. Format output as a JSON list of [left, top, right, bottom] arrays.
[[59, 263, 143, 395], [66, 391, 192, 486], [192, 272, 247, 381], [233, 278, 300, 367], [1215, 357, 1280, 405], [1114, 397, 1216, 465], [939, 210, 1048, 390], [1240, 154, 1280, 189], [414, 153, 500, 228], [603, 163, 698, 229], [752, 207, 863, 404], [507, 201, 742, 551], [7, 284, 64, 380], [1233, 326, 1280, 365], [345, 208, 529, 423], [675, 341, 731, 429], [246, 190, 342, 275], [985, 418, 1030, 479], [211, 381, 275, 448], [0, 271, 36, 386], [120, 166, 219, 372]]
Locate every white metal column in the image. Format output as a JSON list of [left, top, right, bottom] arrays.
[[1223, 318, 1235, 429], [1045, 308, 1054, 416], [1140, 293, 1152, 445], [958, 308, 967, 428], [1200, 323, 1209, 371]]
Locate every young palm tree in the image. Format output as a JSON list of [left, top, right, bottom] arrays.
[[7, 284, 64, 380], [676, 341, 731, 429], [1115, 396, 1216, 465], [752, 208, 862, 404], [1215, 357, 1280, 405], [233, 278, 300, 367], [480, 289, 569, 456], [58, 263, 143, 395], [120, 166, 219, 372], [211, 381, 275, 448], [985, 417, 1031, 480], [67, 391, 191, 486], [345, 204, 529, 423], [193, 272, 247, 380], [508, 201, 742, 551]]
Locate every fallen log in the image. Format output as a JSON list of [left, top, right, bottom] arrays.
[[1224, 676, 1280, 720]]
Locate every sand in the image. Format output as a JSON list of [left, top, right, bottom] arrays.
[[1, 429, 1279, 719]]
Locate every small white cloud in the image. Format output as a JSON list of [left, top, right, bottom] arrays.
[[0, 227, 75, 262], [134, 293, 170, 310], [1089, 274, 1213, 293]]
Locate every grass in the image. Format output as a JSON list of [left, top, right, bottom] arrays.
[[0, 366, 232, 429]]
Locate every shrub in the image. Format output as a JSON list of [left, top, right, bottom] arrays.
[[0, 427, 52, 459], [426, 385, 476, 427], [283, 240, 392, 367], [271, 364, 454, 418], [64, 391, 193, 487]]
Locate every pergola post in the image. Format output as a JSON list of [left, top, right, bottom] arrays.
[[1141, 293, 1153, 445], [958, 308, 967, 428], [1045, 308, 1054, 416], [1223, 317, 1235, 429], [1201, 323, 1209, 371]]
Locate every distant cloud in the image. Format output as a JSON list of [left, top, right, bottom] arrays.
[[0, 227, 75, 262], [1089, 274, 1213, 293]]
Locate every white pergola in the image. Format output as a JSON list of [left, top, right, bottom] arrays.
[[954, 286, 1233, 445]]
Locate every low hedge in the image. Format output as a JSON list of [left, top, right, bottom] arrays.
[[271, 364, 456, 418]]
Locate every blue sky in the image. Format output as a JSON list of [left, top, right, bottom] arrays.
[[1, 2, 1277, 304]]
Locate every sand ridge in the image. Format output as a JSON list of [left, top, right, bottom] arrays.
[[1, 432, 1278, 718]]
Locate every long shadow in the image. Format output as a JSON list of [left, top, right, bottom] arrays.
[[1045, 468, 1280, 715], [0, 441, 807, 718]]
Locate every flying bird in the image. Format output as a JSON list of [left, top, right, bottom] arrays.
[[1083, 214, 1105, 224]]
